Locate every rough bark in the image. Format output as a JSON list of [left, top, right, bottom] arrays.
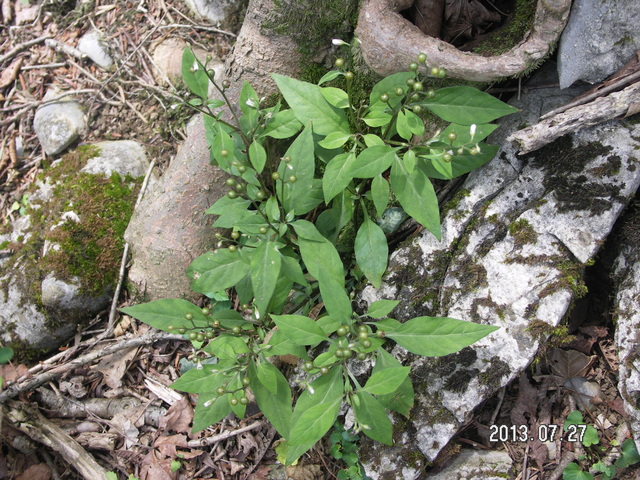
[[124, 0, 301, 301], [356, 0, 572, 81]]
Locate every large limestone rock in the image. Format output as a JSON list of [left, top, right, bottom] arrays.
[[0, 142, 148, 354], [358, 78, 640, 477], [33, 88, 86, 156]]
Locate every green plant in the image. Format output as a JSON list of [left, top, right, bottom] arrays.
[[121, 44, 516, 465], [330, 422, 370, 480], [562, 410, 640, 480], [10, 194, 29, 216]]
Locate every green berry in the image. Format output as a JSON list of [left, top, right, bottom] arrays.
[[288, 175, 297, 183], [232, 326, 242, 334], [426, 89, 436, 99], [413, 105, 423, 113], [417, 53, 427, 63], [458, 147, 465, 155], [258, 226, 268, 234], [220, 149, 229, 157], [231, 231, 240, 239], [216, 387, 226, 396], [237, 165, 246, 173], [225, 178, 236, 186], [357, 352, 367, 361], [345, 71, 354, 81], [342, 348, 352, 358], [442, 153, 453, 163], [205, 330, 215, 339], [375, 330, 385, 338], [361, 339, 372, 349], [230, 398, 238, 406], [379, 93, 389, 103], [222, 80, 231, 89], [470, 146, 480, 155], [447, 132, 457, 141], [406, 78, 416, 87], [335, 58, 344, 68], [167, 325, 174, 331], [358, 325, 368, 333], [335, 349, 345, 358], [395, 87, 405, 96], [337, 326, 349, 337], [255, 190, 266, 200], [196, 333, 205, 342], [358, 331, 369, 341], [242, 377, 251, 387], [185, 313, 194, 321], [239, 396, 249, 405], [188, 332, 197, 340], [320, 367, 330, 375], [303, 361, 314, 372], [271, 172, 280, 180], [201, 307, 210, 315], [413, 82, 423, 91], [437, 68, 447, 78], [227, 190, 237, 199], [408, 62, 418, 71], [431, 67, 440, 76], [177, 327, 186, 335], [212, 320, 220, 328], [228, 245, 237, 252], [284, 156, 292, 163]]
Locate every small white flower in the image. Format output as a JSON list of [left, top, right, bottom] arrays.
[[307, 385, 315, 395], [204, 400, 212, 407], [332, 38, 349, 46], [245, 98, 256, 108], [470, 124, 477, 141]]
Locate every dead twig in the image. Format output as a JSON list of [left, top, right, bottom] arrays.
[[44, 38, 87, 62], [0, 35, 50, 64], [4, 400, 109, 480], [0, 331, 185, 404], [187, 420, 267, 448], [159, 23, 237, 37]]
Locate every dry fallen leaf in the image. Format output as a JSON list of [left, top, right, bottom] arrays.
[[285, 464, 323, 480], [0, 57, 23, 89], [158, 397, 193, 434], [15, 463, 51, 480], [93, 346, 138, 389]]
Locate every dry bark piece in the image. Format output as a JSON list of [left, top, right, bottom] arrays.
[[356, 0, 571, 81]]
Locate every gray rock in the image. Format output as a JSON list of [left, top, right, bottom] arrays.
[[81, 140, 149, 178], [33, 88, 86, 156], [0, 145, 147, 355], [612, 210, 640, 452], [77, 30, 114, 70], [558, 0, 640, 88], [426, 450, 513, 480], [359, 78, 640, 473], [183, 0, 247, 26]]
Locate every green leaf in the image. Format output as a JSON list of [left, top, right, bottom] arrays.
[[188, 249, 251, 295], [316, 315, 341, 335], [322, 152, 356, 203], [318, 131, 352, 149], [272, 74, 349, 135], [367, 300, 400, 318], [265, 328, 308, 358], [562, 463, 593, 480], [373, 349, 414, 417], [205, 195, 251, 217], [210, 123, 236, 170], [193, 393, 232, 432], [171, 365, 224, 393], [249, 140, 267, 174], [564, 411, 599, 446], [370, 72, 416, 108], [273, 314, 329, 346], [371, 175, 389, 218], [423, 86, 518, 125], [239, 81, 260, 115], [396, 110, 412, 141], [362, 110, 392, 128], [348, 145, 396, 179], [363, 134, 385, 147], [616, 439, 640, 468], [251, 240, 282, 316], [353, 391, 392, 445], [292, 220, 345, 287], [385, 316, 499, 357], [363, 367, 410, 395], [420, 144, 499, 180], [390, 157, 441, 239], [287, 366, 344, 462], [121, 299, 207, 332], [354, 218, 388, 288], [249, 361, 292, 439], [277, 126, 319, 215], [317, 264, 352, 323], [318, 70, 343, 85], [210, 309, 248, 328], [264, 109, 303, 139], [208, 334, 250, 359], [181, 47, 209, 100], [280, 254, 308, 286], [321, 87, 350, 109], [440, 123, 498, 146], [0, 347, 13, 364]]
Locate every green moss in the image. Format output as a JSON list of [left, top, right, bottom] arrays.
[[472, 0, 537, 57], [478, 357, 510, 390], [508, 218, 537, 247]]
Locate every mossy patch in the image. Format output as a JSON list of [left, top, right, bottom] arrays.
[[472, 0, 537, 57], [508, 218, 537, 247]]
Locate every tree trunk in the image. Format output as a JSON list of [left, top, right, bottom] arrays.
[[124, 0, 302, 301]]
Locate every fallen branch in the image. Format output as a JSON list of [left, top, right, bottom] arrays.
[[186, 420, 267, 448], [507, 81, 640, 154], [0, 35, 50, 64], [0, 331, 185, 404], [4, 401, 109, 480]]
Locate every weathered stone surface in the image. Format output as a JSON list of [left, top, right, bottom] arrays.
[[77, 30, 114, 70], [612, 209, 640, 452], [427, 450, 513, 480], [0, 146, 147, 354], [558, 0, 640, 88], [358, 78, 640, 475], [33, 88, 86, 156], [81, 140, 150, 178], [183, 0, 248, 27]]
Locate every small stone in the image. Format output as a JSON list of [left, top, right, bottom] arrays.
[[77, 30, 114, 70], [182, 0, 248, 26], [425, 450, 513, 480], [33, 88, 86, 156], [81, 140, 149, 178]]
